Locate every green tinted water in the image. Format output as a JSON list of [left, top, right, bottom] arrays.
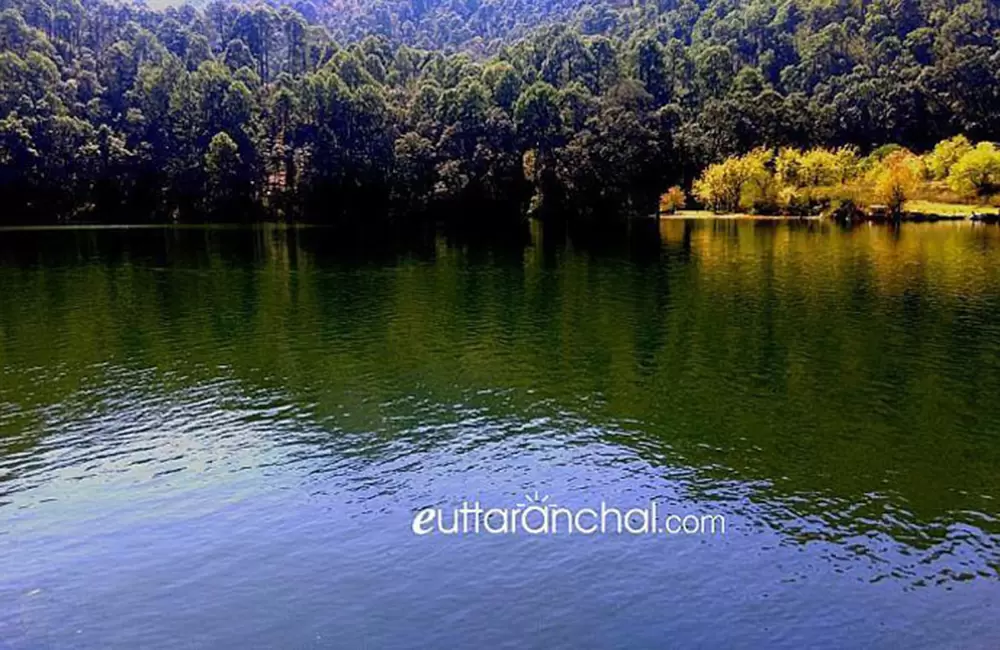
[[1, 221, 998, 648]]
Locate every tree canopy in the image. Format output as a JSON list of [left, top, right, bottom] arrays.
[[0, 0, 998, 223]]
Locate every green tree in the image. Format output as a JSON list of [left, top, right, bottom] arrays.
[[204, 131, 245, 212], [514, 81, 563, 153], [948, 142, 1000, 199], [926, 135, 973, 181]]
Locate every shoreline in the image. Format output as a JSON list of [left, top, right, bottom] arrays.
[[657, 210, 999, 223], [658, 212, 821, 220]]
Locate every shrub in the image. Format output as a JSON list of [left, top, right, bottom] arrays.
[[829, 197, 864, 223]]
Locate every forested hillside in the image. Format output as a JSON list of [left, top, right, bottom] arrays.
[[0, 0, 998, 222]]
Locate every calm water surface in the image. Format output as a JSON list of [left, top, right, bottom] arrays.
[[1, 220, 999, 648]]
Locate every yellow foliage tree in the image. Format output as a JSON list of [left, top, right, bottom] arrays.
[[693, 148, 776, 213], [693, 156, 752, 213], [871, 151, 919, 217], [926, 135, 972, 181], [777, 146, 857, 189], [740, 148, 779, 212], [775, 147, 803, 187], [690, 135, 986, 217], [947, 142, 1000, 200], [798, 147, 841, 186], [833, 146, 860, 183]]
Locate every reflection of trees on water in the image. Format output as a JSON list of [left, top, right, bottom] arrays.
[[0, 223, 999, 584]]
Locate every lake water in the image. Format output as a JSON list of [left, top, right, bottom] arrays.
[[1, 220, 999, 649]]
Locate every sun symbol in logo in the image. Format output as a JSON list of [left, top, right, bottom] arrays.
[[517, 490, 555, 508]]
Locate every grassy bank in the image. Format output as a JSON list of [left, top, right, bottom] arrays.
[[659, 204, 998, 221], [904, 201, 999, 216]]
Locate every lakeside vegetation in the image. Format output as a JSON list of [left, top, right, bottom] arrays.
[[685, 136, 1000, 220], [0, 0, 998, 224]]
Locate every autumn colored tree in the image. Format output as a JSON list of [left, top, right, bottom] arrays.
[[871, 151, 920, 218], [659, 186, 685, 214]]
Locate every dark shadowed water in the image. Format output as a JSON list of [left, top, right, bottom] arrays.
[[1, 220, 999, 649]]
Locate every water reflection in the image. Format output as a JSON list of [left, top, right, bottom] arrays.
[[0, 221, 999, 648]]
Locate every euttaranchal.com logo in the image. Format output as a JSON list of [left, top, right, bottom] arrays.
[[411, 491, 726, 537]]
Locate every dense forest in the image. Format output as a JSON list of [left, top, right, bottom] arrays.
[[0, 0, 998, 224]]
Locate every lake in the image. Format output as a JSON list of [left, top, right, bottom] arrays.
[[1, 220, 999, 649]]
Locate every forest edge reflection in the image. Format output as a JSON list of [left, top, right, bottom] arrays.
[[1, 219, 998, 588]]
